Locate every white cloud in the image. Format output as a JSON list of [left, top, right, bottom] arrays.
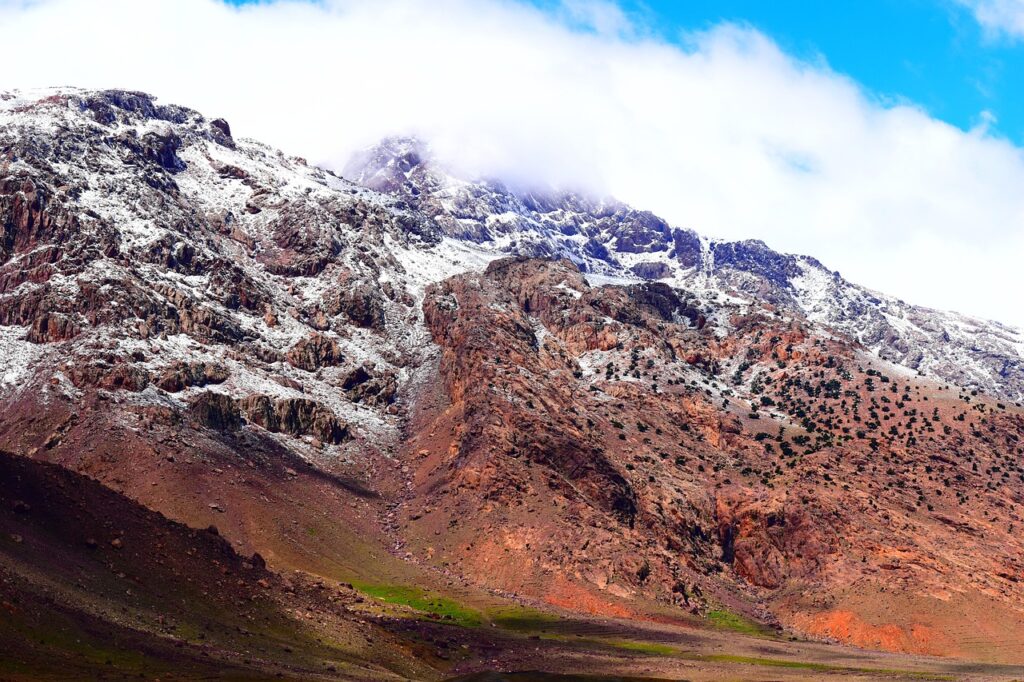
[[1, 0, 1022, 328], [555, 0, 635, 37], [956, 0, 1024, 40]]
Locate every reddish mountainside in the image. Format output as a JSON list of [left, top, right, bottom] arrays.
[[406, 257, 1024, 660], [2, 89, 1024, 677]]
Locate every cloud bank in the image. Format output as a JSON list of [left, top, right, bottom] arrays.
[[1, 0, 1022, 327], [956, 0, 1024, 40]]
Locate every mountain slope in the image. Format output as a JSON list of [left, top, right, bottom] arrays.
[[410, 256, 1024, 662], [345, 137, 1024, 403], [0, 448, 444, 681], [2, 88, 1024, 674]]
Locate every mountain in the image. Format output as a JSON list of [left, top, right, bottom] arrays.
[[2, 88, 1024, 679], [345, 137, 1024, 404]]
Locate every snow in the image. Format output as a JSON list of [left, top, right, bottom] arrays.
[[0, 326, 44, 388], [790, 259, 836, 324], [391, 237, 498, 299], [584, 272, 637, 288], [555, 281, 583, 299]]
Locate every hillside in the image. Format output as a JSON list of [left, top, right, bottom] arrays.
[[1, 88, 1023, 679]]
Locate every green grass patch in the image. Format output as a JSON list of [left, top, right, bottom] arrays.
[[695, 654, 954, 680], [486, 605, 562, 632], [536, 632, 954, 681], [702, 654, 835, 670], [353, 582, 482, 627], [705, 608, 775, 637], [534, 635, 680, 657], [602, 639, 678, 656], [485, 628, 953, 681]]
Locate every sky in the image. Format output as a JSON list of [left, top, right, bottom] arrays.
[[1, 0, 1023, 328], [531, 0, 1024, 141]]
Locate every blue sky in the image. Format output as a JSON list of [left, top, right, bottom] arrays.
[[558, 0, 1024, 142]]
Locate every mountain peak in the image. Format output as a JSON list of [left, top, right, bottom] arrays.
[[342, 135, 432, 193]]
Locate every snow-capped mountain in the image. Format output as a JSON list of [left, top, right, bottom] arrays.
[[346, 137, 1024, 402], [0, 88, 453, 456], [5, 90, 1024, 671], [2, 86, 1020, 446]]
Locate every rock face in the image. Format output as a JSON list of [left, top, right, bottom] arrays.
[[714, 490, 837, 590], [189, 390, 243, 431], [2, 89, 1024, 663], [285, 333, 345, 371], [237, 394, 349, 444], [155, 360, 228, 392], [423, 258, 639, 524], [0, 88, 439, 461]]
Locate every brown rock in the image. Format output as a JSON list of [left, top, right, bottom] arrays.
[[285, 333, 344, 371], [188, 391, 242, 431]]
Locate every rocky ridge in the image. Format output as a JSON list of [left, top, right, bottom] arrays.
[[346, 137, 1024, 403], [0, 88, 485, 461]]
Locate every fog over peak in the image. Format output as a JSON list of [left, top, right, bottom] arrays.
[[2, 0, 1022, 326]]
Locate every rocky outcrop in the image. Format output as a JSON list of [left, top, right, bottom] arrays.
[[424, 258, 641, 523], [187, 391, 349, 444], [155, 361, 229, 392], [26, 312, 80, 343], [627, 282, 704, 328], [188, 391, 242, 431], [1, 178, 70, 264], [237, 395, 349, 444], [342, 364, 398, 406], [325, 285, 387, 331], [285, 334, 344, 371], [630, 261, 671, 280], [715, 491, 838, 589]]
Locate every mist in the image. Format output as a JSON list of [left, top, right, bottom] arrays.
[[2, 0, 1022, 327]]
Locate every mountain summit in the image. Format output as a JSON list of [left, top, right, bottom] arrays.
[[344, 134, 1024, 403]]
